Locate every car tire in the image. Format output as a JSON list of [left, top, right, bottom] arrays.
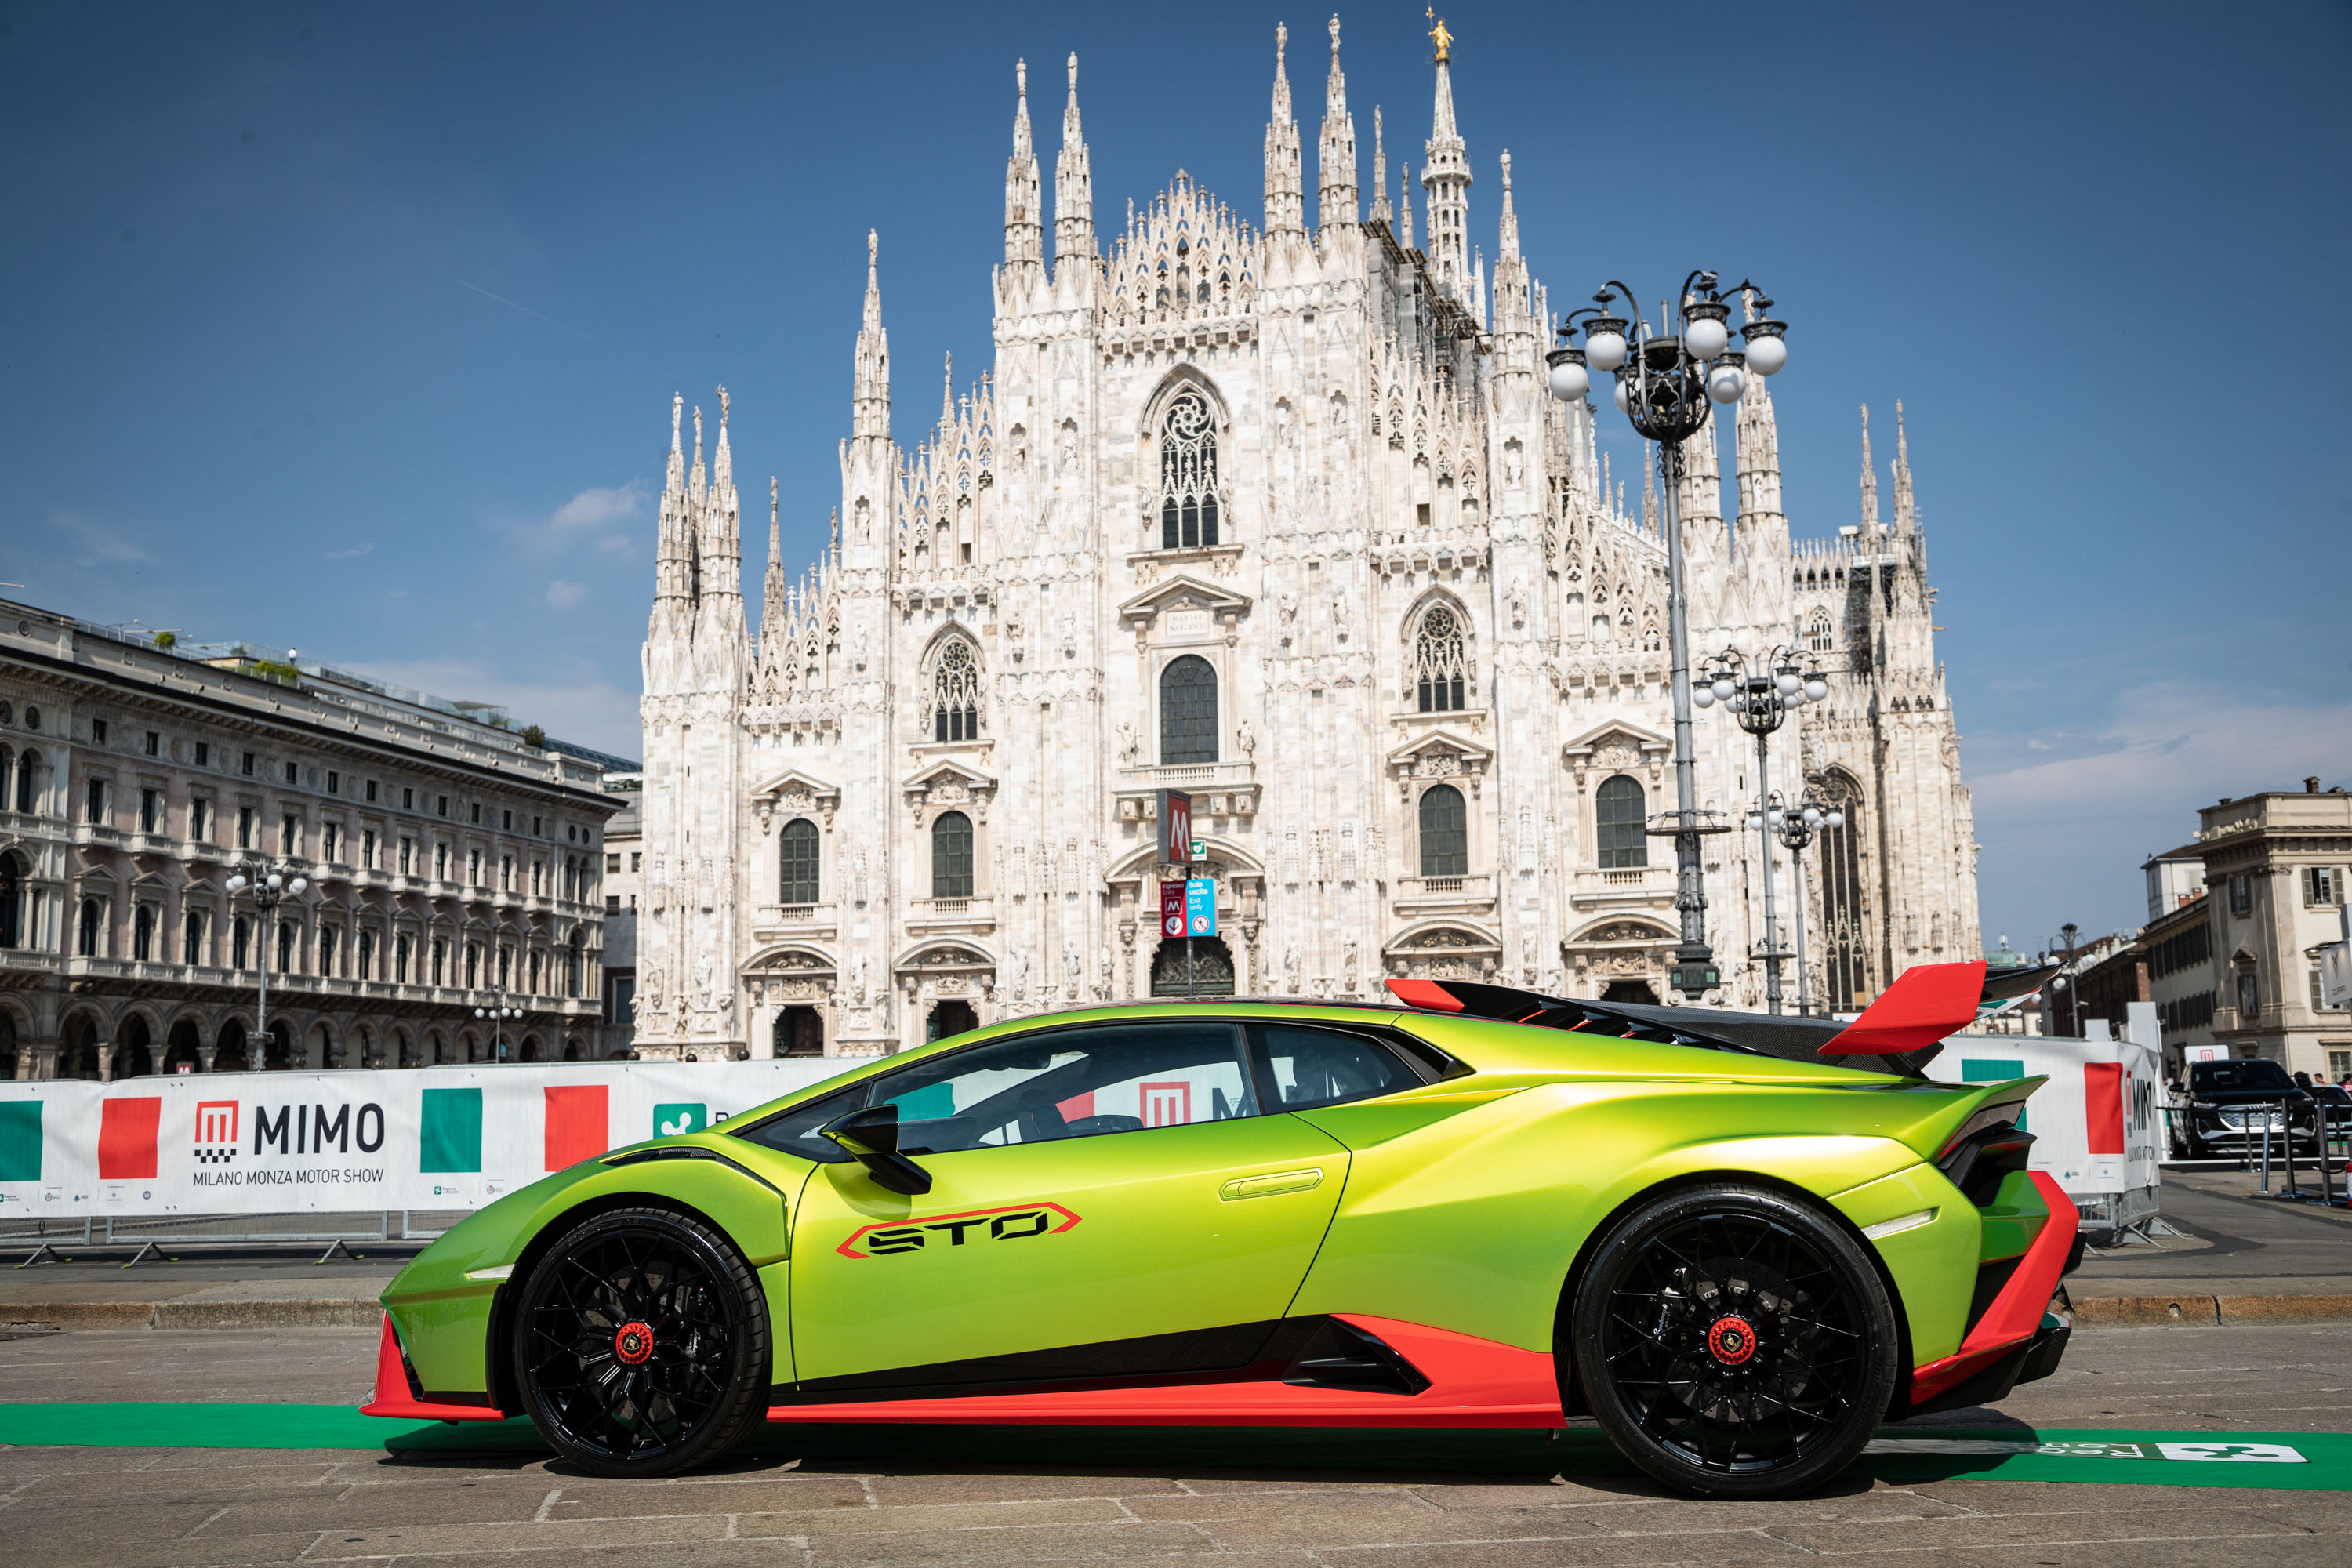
[[1570, 1182, 1900, 1500], [512, 1206, 770, 1478]]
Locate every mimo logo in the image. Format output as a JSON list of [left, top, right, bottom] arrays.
[[193, 1101, 238, 1164]]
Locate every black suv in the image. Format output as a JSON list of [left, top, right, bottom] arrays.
[[2172, 1058, 2316, 1158]]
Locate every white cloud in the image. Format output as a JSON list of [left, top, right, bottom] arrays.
[[48, 513, 154, 567], [1969, 680, 2352, 939], [343, 656, 641, 760], [545, 483, 647, 532], [326, 543, 375, 560], [544, 579, 589, 612]]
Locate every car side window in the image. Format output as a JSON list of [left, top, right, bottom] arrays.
[[730, 1086, 866, 1163], [872, 1022, 1257, 1154], [1250, 1023, 1419, 1112]]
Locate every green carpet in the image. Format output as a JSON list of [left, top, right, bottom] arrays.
[[2, 1403, 2344, 1490]]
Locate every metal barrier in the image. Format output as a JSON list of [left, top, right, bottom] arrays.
[[5, 1210, 471, 1265]]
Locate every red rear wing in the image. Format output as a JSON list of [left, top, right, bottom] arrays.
[[1816, 960, 1987, 1056]]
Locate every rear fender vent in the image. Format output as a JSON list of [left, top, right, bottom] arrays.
[[1938, 1122, 2036, 1208]]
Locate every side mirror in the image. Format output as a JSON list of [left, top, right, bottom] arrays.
[[819, 1105, 933, 1196]]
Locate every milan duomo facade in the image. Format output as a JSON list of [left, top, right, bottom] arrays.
[[632, 24, 1980, 1061]]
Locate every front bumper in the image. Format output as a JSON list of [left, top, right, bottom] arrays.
[[1904, 1170, 2078, 1417], [358, 1315, 508, 1424]]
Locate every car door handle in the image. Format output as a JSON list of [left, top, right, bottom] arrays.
[[1219, 1168, 1325, 1201]]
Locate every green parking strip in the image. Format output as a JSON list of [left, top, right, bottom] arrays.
[[1, 1405, 2347, 1490]]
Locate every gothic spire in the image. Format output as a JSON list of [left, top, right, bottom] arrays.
[[941, 352, 955, 428], [1264, 24, 1305, 238], [1893, 399, 1916, 533], [1004, 58, 1044, 284], [1399, 160, 1415, 250], [653, 393, 691, 613], [1421, 12, 1472, 297], [853, 230, 890, 442], [1734, 296, 1784, 532], [760, 477, 786, 629], [1053, 54, 1096, 271], [699, 387, 742, 624], [1316, 14, 1357, 237], [1496, 150, 1519, 262], [1860, 405, 1880, 532], [690, 403, 706, 497], [712, 384, 731, 492], [1368, 105, 1391, 224]]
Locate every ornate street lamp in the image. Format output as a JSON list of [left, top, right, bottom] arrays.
[[1550, 274, 1788, 1001], [475, 989, 525, 1063], [1752, 789, 1845, 1017], [1699, 644, 1828, 1014], [224, 862, 309, 1056]]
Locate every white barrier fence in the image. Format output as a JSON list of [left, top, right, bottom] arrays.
[[0, 1061, 850, 1224]]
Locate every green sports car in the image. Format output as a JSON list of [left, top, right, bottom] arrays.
[[363, 960, 2077, 1498]]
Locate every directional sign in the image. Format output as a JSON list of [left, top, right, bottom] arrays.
[[1185, 877, 1217, 938], [1159, 880, 1186, 941]]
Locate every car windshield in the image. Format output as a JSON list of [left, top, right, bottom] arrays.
[[2190, 1060, 2296, 1092]]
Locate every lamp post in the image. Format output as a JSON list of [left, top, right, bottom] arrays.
[[475, 989, 524, 1063], [1753, 789, 1845, 1017], [1697, 645, 1827, 1014], [1550, 274, 1788, 1002], [224, 862, 308, 1056], [2045, 923, 2082, 1036]]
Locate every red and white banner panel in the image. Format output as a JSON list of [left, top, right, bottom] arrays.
[[0, 1061, 849, 1219]]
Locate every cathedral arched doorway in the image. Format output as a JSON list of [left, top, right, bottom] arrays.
[[1599, 979, 1660, 1005], [926, 1000, 978, 1043], [774, 1007, 825, 1058], [1152, 936, 1235, 997]]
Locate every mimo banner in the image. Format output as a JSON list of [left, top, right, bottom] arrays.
[[0, 1061, 849, 1219]]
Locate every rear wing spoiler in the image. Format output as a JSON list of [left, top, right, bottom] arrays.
[[1384, 959, 2057, 1077]]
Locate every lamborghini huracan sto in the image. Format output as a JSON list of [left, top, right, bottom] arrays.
[[364, 959, 2077, 1498]]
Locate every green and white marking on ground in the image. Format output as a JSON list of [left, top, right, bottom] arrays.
[[0, 1405, 2344, 1490]]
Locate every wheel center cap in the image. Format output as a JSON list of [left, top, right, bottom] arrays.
[[1705, 1314, 1759, 1367], [614, 1320, 655, 1366]]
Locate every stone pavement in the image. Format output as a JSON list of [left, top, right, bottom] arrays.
[[3, 1323, 2351, 1566]]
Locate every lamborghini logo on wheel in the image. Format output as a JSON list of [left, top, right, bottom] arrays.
[[836, 1202, 1082, 1258]]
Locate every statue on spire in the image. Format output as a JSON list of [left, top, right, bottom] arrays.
[[1427, 8, 1452, 63]]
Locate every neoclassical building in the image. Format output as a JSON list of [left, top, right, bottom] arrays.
[[0, 601, 623, 1078], [633, 22, 1980, 1061]]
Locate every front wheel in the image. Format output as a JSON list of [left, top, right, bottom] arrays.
[[512, 1207, 770, 1477], [1570, 1183, 1899, 1499]]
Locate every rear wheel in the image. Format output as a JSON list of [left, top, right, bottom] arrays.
[[512, 1207, 769, 1477], [1571, 1183, 1897, 1499]]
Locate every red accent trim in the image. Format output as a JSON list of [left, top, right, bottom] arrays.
[[1384, 978, 1464, 1012], [835, 1202, 1083, 1259], [1820, 960, 1987, 1056], [358, 1315, 507, 1422], [766, 1315, 1563, 1428], [1907, 1171, 2078, 1405]]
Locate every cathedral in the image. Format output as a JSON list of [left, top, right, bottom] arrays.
[[631, 20, 1980, 1061]]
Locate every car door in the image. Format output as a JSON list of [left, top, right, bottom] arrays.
[[787, 1017, 1351, 1390]]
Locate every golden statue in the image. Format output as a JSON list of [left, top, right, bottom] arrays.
[[1426, 8, 1452, 63]]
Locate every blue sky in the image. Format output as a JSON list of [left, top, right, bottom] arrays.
[[2, 2, 2347, 950]]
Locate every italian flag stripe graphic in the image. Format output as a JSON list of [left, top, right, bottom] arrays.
[[419, 1087, 483, 1174], [0, 1100, 38, 1182], [543, 1085, 608, 1171], [98, 1098, 161, 1180]]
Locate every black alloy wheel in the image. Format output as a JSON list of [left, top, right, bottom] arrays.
[[513, 1207, 769, 1477], [1570, 1184, 1897, 1499]]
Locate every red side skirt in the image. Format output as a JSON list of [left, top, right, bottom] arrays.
[[767, 1315, 1563, 1428], [1907, 1171, 2079, 1406], [359, 1314, 508, 1422]]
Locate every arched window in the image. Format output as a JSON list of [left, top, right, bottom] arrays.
[[1159, 655, 1218, 764], [78, 898, 100, 957], [1418, 784, 1468, 877], [181, 909, 205, 967], [133, 904, 155, 961], [1595, 775, 1648, 869], [1805, 608, 1835, 652], [931, 809, 974, 898], [394, 933, 411, 984], [1413, 605, 1468, 712], [1158, 390, 1220, 549], [0, 853, 19, 949], [931, 638, 982, 742], [1819, 775, 1869, 1007], [779, 818, 822, 903], [355, 928, 374, 981], [233, 916, 251, 971], [15, 750, 38, 814]]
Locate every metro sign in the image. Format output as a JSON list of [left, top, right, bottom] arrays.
[[1159, 880, 1187, 941]]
